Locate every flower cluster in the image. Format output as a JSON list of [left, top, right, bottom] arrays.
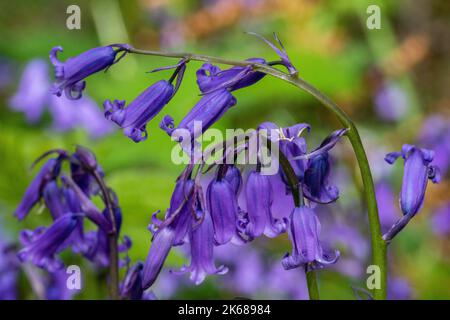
[[141, 123, 347, 291], [13, 146, 132, 292]]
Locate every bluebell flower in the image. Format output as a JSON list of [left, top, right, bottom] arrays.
[[244, 170, 286, 238], [120, 262, 144, 300], [50, 44, 130, 99], [374, 82, 408, 122], [104, 80, 175, 142], [282, 205, 339, 271], [207, 174, 243, 245], [196, 58, 266, 94], [160, 88, 237, 142], [173, 207, 228, 285], [15, 157, 63, 220], [18, 213, 81, 271], [300, 129, 347, 203], [383, 144, 440, 242], [142, 174, 195, 289], [223, 165, 242, 194], [431, 202, 450, 236]]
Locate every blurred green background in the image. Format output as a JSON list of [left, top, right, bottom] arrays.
[[0, 0, 449, 299]]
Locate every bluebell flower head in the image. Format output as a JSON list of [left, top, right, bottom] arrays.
[[207, 175, 241, 245], [160, 88, 237, 141], [244, 170, 286, 238], [50, 44, 130, 100], [300, 129, 347, 203], [282, 205, 339, 271], [142, 173, 196, 289], [18, 213, 81, 271], [385, 144, 440, 216], [196, 58, 266, 94], [383, 144, 440, 242], [173, 208, 228, 285], [104, 80, 174, 142]]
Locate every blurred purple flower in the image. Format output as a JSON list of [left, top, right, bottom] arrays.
[[0, 235, 19, 300], [50, 95, 114, 138], [9, 59, 50, 123], [388, 277, 413, 300], [431, 202, 450, 236], [420, 115, 450, 176], [9, 59, 114, 138], [374, 82, 408, 122]]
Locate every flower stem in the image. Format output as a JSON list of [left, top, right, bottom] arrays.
[[306, 269, 320, 300], [127, 47, 387, 299], [92, 171, 120, 300]]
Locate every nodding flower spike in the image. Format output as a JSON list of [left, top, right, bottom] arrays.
[[50, 44, 130, 100], [282, 206, 339, 271], [245, 170, 286, 238], [247, 32, 298, 76], [383, 144, 440, 242], [104, 80, 174, 142]]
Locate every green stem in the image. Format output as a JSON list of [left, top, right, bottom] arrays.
[[128, 47, 387, 299], [92, 171, 120, 300], [306, 269, 320, 300]]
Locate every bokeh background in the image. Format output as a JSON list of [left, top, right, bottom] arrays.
[[0, 0, 449, 299]]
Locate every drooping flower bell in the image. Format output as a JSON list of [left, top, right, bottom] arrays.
[[142, 173, 195, 290], [244, 170, 286, 238], [104, 59, 186, 142], [383, 144, 440, 242], [196, 59, 266, 94], [173, 203, 228, 285], [160, 88, 237, 142], [18, 213, 81, 271], [282, 205, 339, 271], [50, 44, 130, 99], [300, 129, 347, 203], [206, 170, 242, 245], [120, 262, 144, 300]]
